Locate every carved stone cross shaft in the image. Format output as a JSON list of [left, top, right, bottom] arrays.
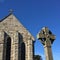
[[37, 27, 55, 60]]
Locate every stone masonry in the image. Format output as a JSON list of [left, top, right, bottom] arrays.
[[37, 27, 55, 60], [0, 13, 35, 60]]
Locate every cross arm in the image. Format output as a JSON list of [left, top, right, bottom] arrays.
[[49, 34, 56, 40], [49, 34, 56, 44], [37, 33, 45, 40]]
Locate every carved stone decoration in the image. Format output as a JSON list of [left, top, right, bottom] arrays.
[[37, 27, 56, 60]]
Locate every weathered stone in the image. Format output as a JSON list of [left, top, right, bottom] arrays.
[[0, 13, 35, 60], [37, 27, 56, 60]]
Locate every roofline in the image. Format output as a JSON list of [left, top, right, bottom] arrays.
[[0, 13, 12, 22]]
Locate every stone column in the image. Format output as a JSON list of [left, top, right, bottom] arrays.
[[13, 32, 19, 60], [25, 43, 28, 60], [0, 31, 4, 60], [10, 31, 19, 60], [37, 27, 55, 60], [27, 38, 33, 60], [10, 32, 15, 60], [44, 38, 53, 60]]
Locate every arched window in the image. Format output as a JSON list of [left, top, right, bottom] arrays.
[[21, 42, 25, 60], [6, 37, 11, 60], [18, 33, 25, 60]]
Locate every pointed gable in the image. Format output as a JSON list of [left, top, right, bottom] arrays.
[[0, 13, 34, 41]]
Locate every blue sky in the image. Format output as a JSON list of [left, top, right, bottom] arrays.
[[0, 0, 60, 60]]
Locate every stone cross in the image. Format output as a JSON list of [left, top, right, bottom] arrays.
[[37, 27, 56, 60], [9, 9, 13, 14]]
